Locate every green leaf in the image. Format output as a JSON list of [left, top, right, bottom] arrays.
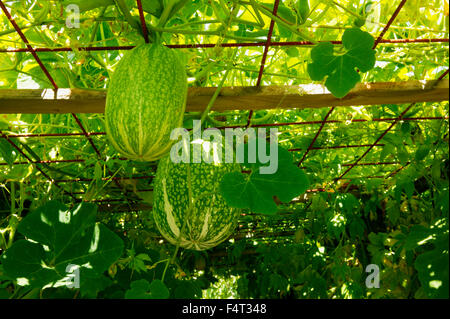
[[266, 3, 296, 24], [125, 279, 170, 299], [0, 55, 18, 88], [1, 201, 124, 289], [380, 143, 395, 161], [136, 253, 152, 262], [0, 139, 16, 166], [220, 141, 309, 214], [130, 253, 152, 273], [173, 280, 202, 299], [142, 0, 163, 17], [0, 165, 32, 181], [367, 232, 387, 265], [404, 181, 415, 199], [269, 273, 289, 292], [348, 216, 365, 239], [404, 225, 433, 251], [94, 161, 103, 183], [338, 193, 359, 212], [26, 66, 71, 88], [307, 28, 376, 98], [415, 145, 430, 161], [396, 145, 409, 166], [401, 121, 412, 135], [63, 0, 114, 12], [353, 17, 366, 28], [431, 159, 442, 181], [285, 47, 299, 57], [266, 3, 296, 37], [415, 233, 449, 298], [386, 200, 400, 224], [297, 0, 310, 24], [394, 180, 415, 201], [220, 171, 277, 213], [95, 22, 119, 58], [437, 189, 449, 216], [80, 275, 113, 298]]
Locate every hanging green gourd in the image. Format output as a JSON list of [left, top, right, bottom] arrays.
[[105, 43, 187, 161]]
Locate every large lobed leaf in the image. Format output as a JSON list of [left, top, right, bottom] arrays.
[[219, 139, 309, 214], [414, 232, 449, 299], [125, 279, 170, 299], [307, 28, 376, 98], [1, 201, 124, 289]]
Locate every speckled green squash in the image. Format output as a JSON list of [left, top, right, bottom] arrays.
[[105, 43, 187, 161], [153, 147, 241, 251]]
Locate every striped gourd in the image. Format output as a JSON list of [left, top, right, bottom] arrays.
[[105, 43, 187, 161], [153, 144, 241, 251]]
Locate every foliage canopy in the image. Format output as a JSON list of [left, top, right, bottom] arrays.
[[0, 0, 449, 299]]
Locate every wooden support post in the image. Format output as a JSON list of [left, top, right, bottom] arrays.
[[0, 80, 448, 114]]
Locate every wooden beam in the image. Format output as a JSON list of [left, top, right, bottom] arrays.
[[0, 80, 448, 114]]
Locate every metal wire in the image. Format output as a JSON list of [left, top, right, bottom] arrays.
[[246, 0, 281, 127], [0, 38, 447, 53]]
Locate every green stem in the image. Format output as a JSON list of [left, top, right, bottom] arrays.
[[210, 0, 227, 27], [8, 285, 23, 299], [20, 288, 40, 299], [200, 67, 232, 123], [232, 17, 265, 27], [148, 25, 263, 42], [86, 7, 112, 75], [250, 1, 316, 43], [18, 182, 24, 216], [329, 0, 364, 20], [165, 0, 190, 24], [172, 19, 221, 29], [157, 0, 176, 28], [215, 62, 310, 81], [0, 67, 15, 72], [150, 258, 170, 268], [249, 0, 266, 28], [14, 69, 51, 87], [205, 114, 228, 127], [250, 110, 275, 124], [89, 7, 107, 43], [218, 0, 231, 15], [84, 166, 123, 201], [114, 0, 140, 31], [19, 142, 78, 178]]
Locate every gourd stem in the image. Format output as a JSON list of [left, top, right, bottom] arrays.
[[114, 0, 140, 31], [200, 67, 232, 124], [157, 0, 176, 28]]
